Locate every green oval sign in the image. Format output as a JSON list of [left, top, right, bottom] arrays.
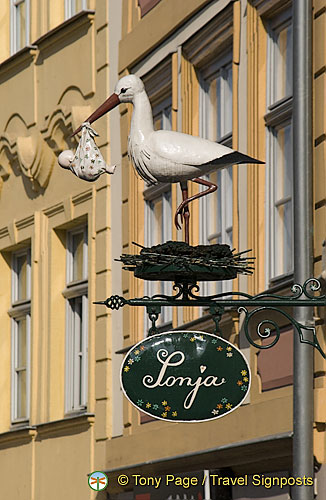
[[120, 331, 250, 422]]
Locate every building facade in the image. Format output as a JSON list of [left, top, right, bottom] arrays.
[[0, 1, 325, 500], [0, 1, 123, 499], [110, 0, 326, 499]]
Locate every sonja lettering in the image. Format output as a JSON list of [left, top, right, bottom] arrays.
[[142, 349, 226, 409]]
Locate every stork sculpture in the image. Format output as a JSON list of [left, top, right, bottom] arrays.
[[72, 74, 263, 243]]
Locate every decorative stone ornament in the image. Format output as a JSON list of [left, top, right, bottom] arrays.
[[120, 331, 250, 422], [58, 122, 116, 181], [0, 130, 56, 191]]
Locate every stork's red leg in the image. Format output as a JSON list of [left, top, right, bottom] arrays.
[[175, 183, 190, 242], [175, 177, 218, 242], [181, 185, 190, 244]]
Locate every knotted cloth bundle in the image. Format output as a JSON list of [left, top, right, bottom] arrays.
[[58, 122, 116, 182]]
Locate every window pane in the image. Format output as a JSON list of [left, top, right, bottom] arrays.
[[153, 102, 172, 131], [206, 65, 232, 141], [74, 297, 83, 406], [17, 369, 27, 418], [207, 171, 218, 240], [225, 167, 233, 230], [152, 198, 163, 245], [66, 294, 88, 411], [275, 123, 293, 202], [163, 191, 172, 241], [208, 78, 218, 140], [275, 201, 293, 276], [68, 0, 86, 15], [18, 1, 26, 50], [153, 114, 162, 131], [273, 123, 293, 276], [72, 232, 84, 281], [223, 65, 233, 137], [17, 254, 27, 301], [18, 318, 27, 368], [273, 24, 293, 103], [76, 0, 84, 12]]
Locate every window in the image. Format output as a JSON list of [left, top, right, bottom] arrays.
[[10, 248, 31, 423], [144, 98, 172, 328], [10, 0, 30, 55], [199, 55, 233, 295], [64, 226, 88, 412], [152, 97, 172, 132], [65, 0, 88, 18], [265, 10, 293, 283], [143, 66, 172, 329]]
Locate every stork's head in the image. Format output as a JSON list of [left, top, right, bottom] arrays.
[[114, 74, 145, 103], [71, 74, 144, 136]]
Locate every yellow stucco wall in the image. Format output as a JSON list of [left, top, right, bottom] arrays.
[[115, 0, 326, 484], [0, 2, 120, 499]]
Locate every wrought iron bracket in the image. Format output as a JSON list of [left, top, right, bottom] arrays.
[[94, 278, 326, 357]]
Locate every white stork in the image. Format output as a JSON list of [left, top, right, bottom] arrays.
[[72, 74, 263, 243]]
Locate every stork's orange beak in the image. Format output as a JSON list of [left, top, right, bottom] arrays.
[[71, 93, 120, 136]]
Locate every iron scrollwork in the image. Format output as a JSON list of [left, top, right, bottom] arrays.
[[94, 278, 326, 356], [238, 305, 325, 359]]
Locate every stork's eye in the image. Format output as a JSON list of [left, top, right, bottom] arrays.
[[120, 88, 128, 94]]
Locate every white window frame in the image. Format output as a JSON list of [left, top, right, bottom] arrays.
[[10, 0, 30, 55], [199, 53, 233, 296], [64, 226, 88, 413], [265, 9, 293, 285], [10, 248, 31, 423], [65, 0, 88, 19]]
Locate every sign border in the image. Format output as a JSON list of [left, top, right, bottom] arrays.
[[120, 330, 251, 423]]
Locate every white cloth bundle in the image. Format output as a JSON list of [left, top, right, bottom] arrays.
[[58, 122, 116, 182]]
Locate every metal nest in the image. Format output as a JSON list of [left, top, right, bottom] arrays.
[[117, 241, 255, 282]]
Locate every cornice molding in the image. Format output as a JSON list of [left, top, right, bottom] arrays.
[[183, 4, 233, 67], [0, 413, 95, 447], [33, 10, 95, 53], [16, 215, 35, 231], [0, 46, 37, 77], [43, 202, 65, 218], [72, 189, 93, 206], [249, 0, 292, 17], [264, 97, 293, 128], [36, 413, 95, 439], [0, 426, 37, 448]]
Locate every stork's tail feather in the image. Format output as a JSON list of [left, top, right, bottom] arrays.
[[207, 151, 264, 166]]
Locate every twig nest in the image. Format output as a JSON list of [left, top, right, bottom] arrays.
[[118, 241, 255, 282], [58, 150, 74, 169]]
